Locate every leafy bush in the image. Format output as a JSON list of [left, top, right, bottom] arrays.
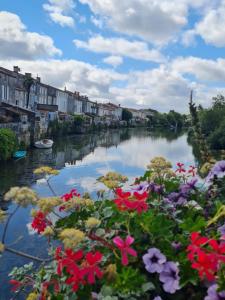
[[207, 118, 225, 150], [122, 109, 133, 122], [198, 94, 225, 149], [3, 158, 225, 299], [0, 128, 17, 161], [73, 114, 85, 126]]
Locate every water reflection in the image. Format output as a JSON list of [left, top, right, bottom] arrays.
[[0, 128, 197, 299]]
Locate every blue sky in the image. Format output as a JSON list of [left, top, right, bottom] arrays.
[[0, 0, 225, 112]]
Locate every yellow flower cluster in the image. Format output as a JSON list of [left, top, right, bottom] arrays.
[[42, 226, 54, 236], [4, 187, 38, 207], [147, 157, 174, 179], [26, 292, 38, 300], [0, 209, 6, 223], [148, 157, 172, 170], [59, 228, 85, 248], [0, 242, 5, 253], [34, 166, 59, 176], [98, 172, 128, 189], [37, 197, 62, 213], [62, 196, 93, 211], [85, 217, 101, 229]]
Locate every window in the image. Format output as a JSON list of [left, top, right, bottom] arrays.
[[1, 85, 9, 101]]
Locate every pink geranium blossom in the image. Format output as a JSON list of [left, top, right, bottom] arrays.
[[113, 235, 137, 266]]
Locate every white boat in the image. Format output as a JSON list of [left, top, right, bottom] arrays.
[[34, 139, 54, 149]]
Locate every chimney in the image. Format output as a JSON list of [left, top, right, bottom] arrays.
[[13, 66, 20, 73], [36, 76, 41, 83], [25, 72, 32, 78]]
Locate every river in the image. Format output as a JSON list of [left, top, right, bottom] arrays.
[[0, 128, 197, 299]]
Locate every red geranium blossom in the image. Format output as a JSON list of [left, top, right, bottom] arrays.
[[81, 251, 103, 284], [187, 232, 225, 281], [59, 189, 81, 211], [114, 188, 149, 214], [31, 211, 51, 234], [188, 165, 197, 177], [55, 248, 103, 292], [175, 162, 186, 173], [56, 248, 83, 276], [9, 279, 22, 291], [62, 189, 80, 201]]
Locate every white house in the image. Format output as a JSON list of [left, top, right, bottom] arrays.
[[107, 103, 122, 120], [74, 92, 83, 115], [56, 89, 68, 113]]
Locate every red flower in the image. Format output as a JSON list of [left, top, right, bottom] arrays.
[[31, 211, 51, 234], [81, 251, 103, 284], [9, 279, 21, 291], [187, 232, 225, 281], [113, 235, 137, 266], [175, 162, 186, 173], [191, 251, 217, 281], [188, 165, 197, 177], [114, 188, 149, 214], [56, 248, 83, 275], [59, 189, 80, 211], [61, 189, 80, 201], [55, 248, 84, 291]]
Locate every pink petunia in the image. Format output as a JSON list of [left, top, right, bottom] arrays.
[[113, 235, 137, 266]]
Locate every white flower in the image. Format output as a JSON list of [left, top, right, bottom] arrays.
[[185, 201, 202, 211]]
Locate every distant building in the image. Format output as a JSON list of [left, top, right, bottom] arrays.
[[107, 102, 122, 120], [127, 108, 148, 123], [0, 65, 149, 128]]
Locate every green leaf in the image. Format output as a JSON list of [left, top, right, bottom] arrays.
[[141, 282, 155, 292], [103, 207, 113, 218], [96, 228, 105, 236], [101, 285, 113, 296], [179, 215, 206, 232]]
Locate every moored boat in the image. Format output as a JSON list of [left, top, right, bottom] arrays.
[[34, 139, 54, 149], [13, 151, 27, 159]]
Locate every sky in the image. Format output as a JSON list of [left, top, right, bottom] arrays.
[[0, 0, 225, 112]]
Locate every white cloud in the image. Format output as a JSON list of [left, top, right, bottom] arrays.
[[182, 0, 225, 47], [110, 65, 193, 112], [74, 35, 164, 62], [43, 0, 75, 27], [90, 15, 103, 28], [172, 56, 225, 82], [0, 11, 62, 59], [0, 59, 126, 99], [78, 0, 212, 45], [103, 56, 123, 68]]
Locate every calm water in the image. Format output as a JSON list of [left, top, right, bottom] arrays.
[[0, 128, 197, 299]]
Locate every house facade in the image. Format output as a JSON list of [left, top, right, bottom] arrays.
[[56, 89, 68, 113]]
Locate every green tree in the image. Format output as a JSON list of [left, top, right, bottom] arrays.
[[212, 94, 225, 109], [122, 109, 133, 122], [0, 128, 17, 161], [23, 75, 34, 108]]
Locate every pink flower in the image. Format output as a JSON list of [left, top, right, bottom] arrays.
[[113, 235, 137, 266]]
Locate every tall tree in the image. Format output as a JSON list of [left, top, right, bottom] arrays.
[[23, 75, 34, 108]]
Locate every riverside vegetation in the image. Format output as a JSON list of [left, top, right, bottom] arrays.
[[0, 128, 17, 161], [190, 94, 225, 150], [1, 157, 225, 299]]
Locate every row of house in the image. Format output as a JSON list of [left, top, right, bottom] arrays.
[[0, 66, 148, 128]]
